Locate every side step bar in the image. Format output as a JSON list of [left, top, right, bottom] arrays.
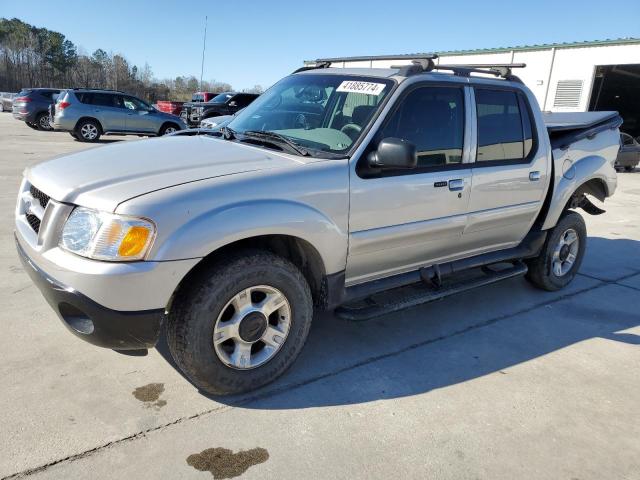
[[341, 230, 546, 305], [335, 262, 528, 322]]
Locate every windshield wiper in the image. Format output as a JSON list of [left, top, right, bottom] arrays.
[[241, 130, 310, 156]]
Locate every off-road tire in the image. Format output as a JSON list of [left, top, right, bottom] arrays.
[[36, 112, 52, 131], [75, 119, 101, 142], [526, 211, 586, 291], [167, 250, 313, 395]]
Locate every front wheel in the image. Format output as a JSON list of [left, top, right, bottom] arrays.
[[160, 123, 180, 136], [526, 211, 587, 291], [167, 250, 313, 395]]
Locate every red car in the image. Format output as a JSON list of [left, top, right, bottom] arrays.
[[155, 101, 184, 116]]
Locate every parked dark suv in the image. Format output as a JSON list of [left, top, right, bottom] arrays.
[[183, 92, 258, 127], [12, 88, 62, 130]]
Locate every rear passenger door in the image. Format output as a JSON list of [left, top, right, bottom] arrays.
[[461, 87, 548, 255], [86, 92, 126, 132], [347, 84, 473, 285]]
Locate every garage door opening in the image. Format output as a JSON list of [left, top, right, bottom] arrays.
[[589, 64, 640, 137]]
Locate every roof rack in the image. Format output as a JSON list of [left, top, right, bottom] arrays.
[[71, 87, 125, 93], [296, 55, 526, 82]]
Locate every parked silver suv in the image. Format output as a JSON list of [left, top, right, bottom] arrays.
[[51, 89, 186, 142]]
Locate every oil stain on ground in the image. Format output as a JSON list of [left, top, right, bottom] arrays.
[[132, 383, 166, 409], [186, 447, 269, 479]]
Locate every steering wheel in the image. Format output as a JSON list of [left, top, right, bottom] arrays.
[[340, 123, 362, 140]]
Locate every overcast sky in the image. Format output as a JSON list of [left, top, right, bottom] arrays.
[[3, 0, 639, 90]]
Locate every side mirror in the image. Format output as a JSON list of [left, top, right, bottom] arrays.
[[229, 101, 237, 107], [367, 137, 417, 169]]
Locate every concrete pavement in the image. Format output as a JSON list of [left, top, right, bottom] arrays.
[[1, 113, 638, 479]]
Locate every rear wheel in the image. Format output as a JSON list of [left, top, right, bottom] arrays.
[[36, 112, 52, 131], [526, 211, 586, 291], [167, 250, 313, 395], [75, 119, 101, 142]]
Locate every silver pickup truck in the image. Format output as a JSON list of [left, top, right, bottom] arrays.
[[15, 55, 622, 395]]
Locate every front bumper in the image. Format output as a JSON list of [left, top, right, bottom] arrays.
[[17, 236, 164, 349]]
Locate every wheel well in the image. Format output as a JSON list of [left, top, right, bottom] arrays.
[[74, 117, 103, 133], [570, 178, 608, 202], [167, 235, 327, 312]]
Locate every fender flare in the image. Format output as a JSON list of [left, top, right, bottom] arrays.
[[540, 154, 613, 230], [153, 199, 348, 275]]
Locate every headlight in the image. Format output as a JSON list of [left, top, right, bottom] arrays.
[[60, 207, 156, 261]]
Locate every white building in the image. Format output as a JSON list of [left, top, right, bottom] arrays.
[[309, 38, 640, 136]]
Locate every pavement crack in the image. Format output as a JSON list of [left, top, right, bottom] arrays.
[[1, 277, 612, 479]]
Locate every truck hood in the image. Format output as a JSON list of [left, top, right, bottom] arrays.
[[26, 135, 311, 212]]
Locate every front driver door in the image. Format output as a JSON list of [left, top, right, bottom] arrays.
[[346, 83, 473, 286], [123, 95, 155, 133]]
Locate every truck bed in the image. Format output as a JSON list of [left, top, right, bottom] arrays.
[[543, 111, 622, 149]]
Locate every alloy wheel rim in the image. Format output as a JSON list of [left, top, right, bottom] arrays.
[[164, 127, 176, 134], [213, 285, 291, 370], [40, 116, 50, 129], [81, 124, 98, 139], [551, 228, 579, 277]]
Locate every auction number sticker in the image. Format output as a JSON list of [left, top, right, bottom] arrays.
[[336, 81, 386, 96]]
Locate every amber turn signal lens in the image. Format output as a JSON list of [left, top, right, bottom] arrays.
[[118, 226, 151, 257]]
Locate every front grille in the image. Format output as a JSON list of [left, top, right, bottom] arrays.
[[30, 185, 50, 209], [26, 213, 41, 233]]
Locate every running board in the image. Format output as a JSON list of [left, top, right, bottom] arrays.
[[335, 262, 528, 322]]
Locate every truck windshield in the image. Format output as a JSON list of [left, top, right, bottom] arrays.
[[209, 93, 234, 104], [227, 74, 394, 156]]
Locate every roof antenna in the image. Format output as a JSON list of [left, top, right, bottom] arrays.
[[200, 16, 208, 91]]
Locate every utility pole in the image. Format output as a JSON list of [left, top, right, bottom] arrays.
[[200, 16, 208, 91]]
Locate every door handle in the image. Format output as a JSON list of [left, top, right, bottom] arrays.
[[448, 179, 464, 191], [529, 171, 541, 181]]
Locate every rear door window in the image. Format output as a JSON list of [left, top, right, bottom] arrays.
[[475, 89, 534, 162], [90, 93, 118, 107]]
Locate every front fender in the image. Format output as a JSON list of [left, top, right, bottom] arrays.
[[153, 199, 348, 275], [541, 154, 616, 230]]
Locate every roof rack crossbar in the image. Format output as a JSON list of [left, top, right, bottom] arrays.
[[314, 53, 438, 64], [431, 63, 526, 82], [295, 54, 438, 74]]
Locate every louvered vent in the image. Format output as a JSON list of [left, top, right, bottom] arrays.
[[553, 80, 583, 108]]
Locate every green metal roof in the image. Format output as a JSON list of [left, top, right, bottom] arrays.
[[438, 38, 640, 56]]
